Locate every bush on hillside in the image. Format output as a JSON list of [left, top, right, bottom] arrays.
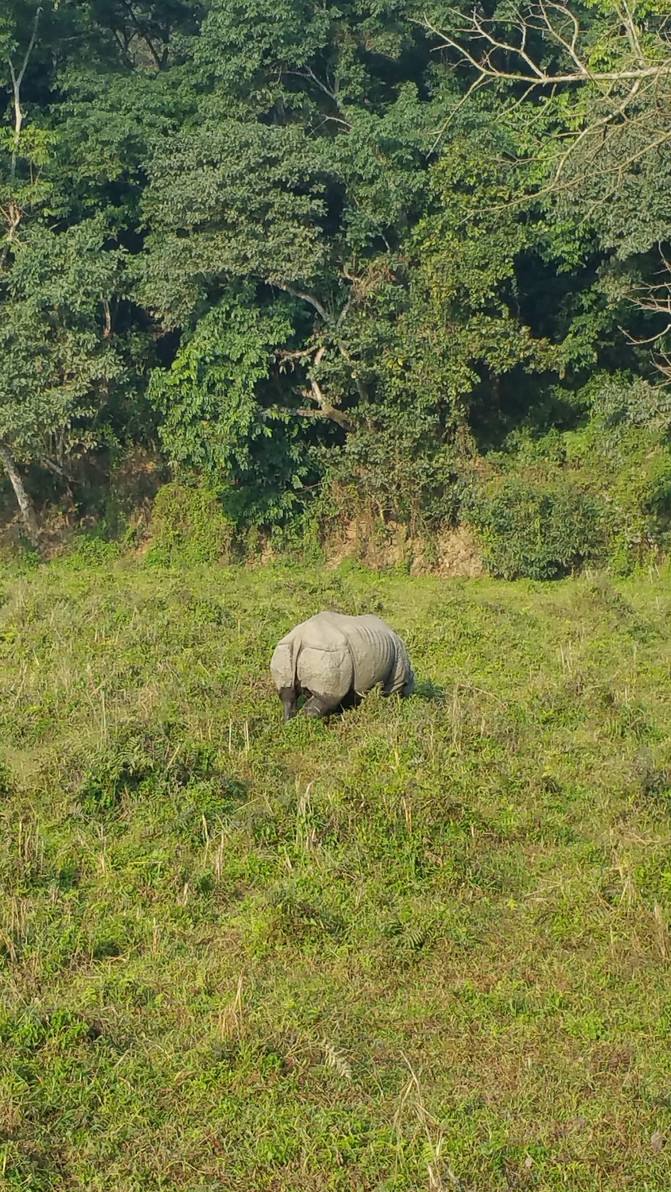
[[149, 482, 234, 564], [469, 479, 603, 580], [317, 432, 464, 539]]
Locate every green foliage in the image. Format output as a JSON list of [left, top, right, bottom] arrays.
[[470, 478, 604, 580], [66, 533, 122, 569], [1, 0, 671, 569], [572, 431, 671, 575], [149, 481, 234, 563], [139, 122, 330, 328], [77, 734, 155, 814], [319, 432, 463, 534], [0, 219, 129, 467], [488, 373, 671, 577], [584, 374, 671, 432], [148, 290, 314, 525]]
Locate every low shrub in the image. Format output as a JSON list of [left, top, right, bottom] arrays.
[[77, 736, 156, 814], [67, 533, 122, 568], [149, 481, 234, 564], [469, 478, 603, 580], [0, 760, 13, 797]]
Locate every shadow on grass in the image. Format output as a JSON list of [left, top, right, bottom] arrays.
[[413, 679, 446, 703], [284, 679, 444, 721]]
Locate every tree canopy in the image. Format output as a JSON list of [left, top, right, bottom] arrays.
[[1, 0, 670, 560]]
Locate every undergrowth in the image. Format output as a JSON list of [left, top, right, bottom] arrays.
[[1, 555, 671, 1189]]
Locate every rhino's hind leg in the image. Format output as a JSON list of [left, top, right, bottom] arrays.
[[302, 693, 341, 719]]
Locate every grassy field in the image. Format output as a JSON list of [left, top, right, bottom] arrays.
[[2, 552, 671, 1190]]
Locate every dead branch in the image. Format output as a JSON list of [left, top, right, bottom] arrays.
[[619, 0, 645, 67], [422, 4, 671, 389], [276, 338, 353, 428], [280, 285, 329, 322], [119, 0, 164, 70], [102, 299, 113, 339], [1, 6, 42, 267], [623, 321, 671, 347], [422, 4, 671, 92], [8, 5, 42, 184], [295, 405, 352, 429], [422, 3, 671, 208], [276, 345, 320, 372], [303, 344, 332, 417]]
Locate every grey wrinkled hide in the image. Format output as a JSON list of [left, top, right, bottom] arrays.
[[270, 611, 414, 719]]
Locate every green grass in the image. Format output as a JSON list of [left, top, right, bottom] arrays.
[[2, 553, 671, 1190]]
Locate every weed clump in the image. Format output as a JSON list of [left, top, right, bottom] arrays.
[[0, 760, 13, 796], [77, 736, 155, 813], [149, 481, 234, 564]]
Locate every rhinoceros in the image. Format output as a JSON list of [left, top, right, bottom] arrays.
[[270, 610, 414, 720]]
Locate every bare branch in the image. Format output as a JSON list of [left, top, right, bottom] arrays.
[[280, 285, 329, 322], [10, 4, 42, 92], [276, 345, 320, 370], [427, 74, 488, 154], [275, 335, 352, 427], [622, 321, 671, 346], [288, 67, 337, 102], [7, 5, 42, 184], [551, 74, 645, 187], [539, 2, 584, 74], [420, 2, 671, 225], [102, 299, 113, 340], [618, 0, 645, 66], [421, 6, 671, 90], [295, 405, 352, 429], [120, 0, 164, 70], [0, 442, 40, 542], [287, 67, 353, 130], [653, 352, 671, 384]]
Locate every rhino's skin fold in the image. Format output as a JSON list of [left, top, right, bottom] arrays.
[[270, 611, 414, 719]]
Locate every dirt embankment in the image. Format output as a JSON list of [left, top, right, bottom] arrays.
[[324, 515, 484, 577]]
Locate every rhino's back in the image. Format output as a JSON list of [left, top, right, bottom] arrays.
[[343, 614, 397, 693], [307, 611, 396, 694], [296, 612, 351, 653]]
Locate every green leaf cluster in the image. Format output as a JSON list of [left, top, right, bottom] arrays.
[[0, 0, 670, 564]]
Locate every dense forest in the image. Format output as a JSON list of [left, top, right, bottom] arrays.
[[1, 0, 671, 576]]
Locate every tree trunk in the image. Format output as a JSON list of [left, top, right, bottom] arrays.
[[0, 444, 40, 544]]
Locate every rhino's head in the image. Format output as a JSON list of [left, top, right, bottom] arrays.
[[279, 686, 298, 721]]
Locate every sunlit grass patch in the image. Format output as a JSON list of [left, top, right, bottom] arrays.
[[1, 557, 671, 1188]]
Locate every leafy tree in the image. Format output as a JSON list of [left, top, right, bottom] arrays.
[[0, 220, 130, 537], [424, 0, 671, 379], [0, 0, 669, 551], [149, 288, 318, 524], [138, 2, 436, 490]]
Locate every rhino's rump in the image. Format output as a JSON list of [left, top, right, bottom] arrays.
[[298, 612, 400, 698], [272, 611, 413, 704], [296, 642, 353, 702]]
